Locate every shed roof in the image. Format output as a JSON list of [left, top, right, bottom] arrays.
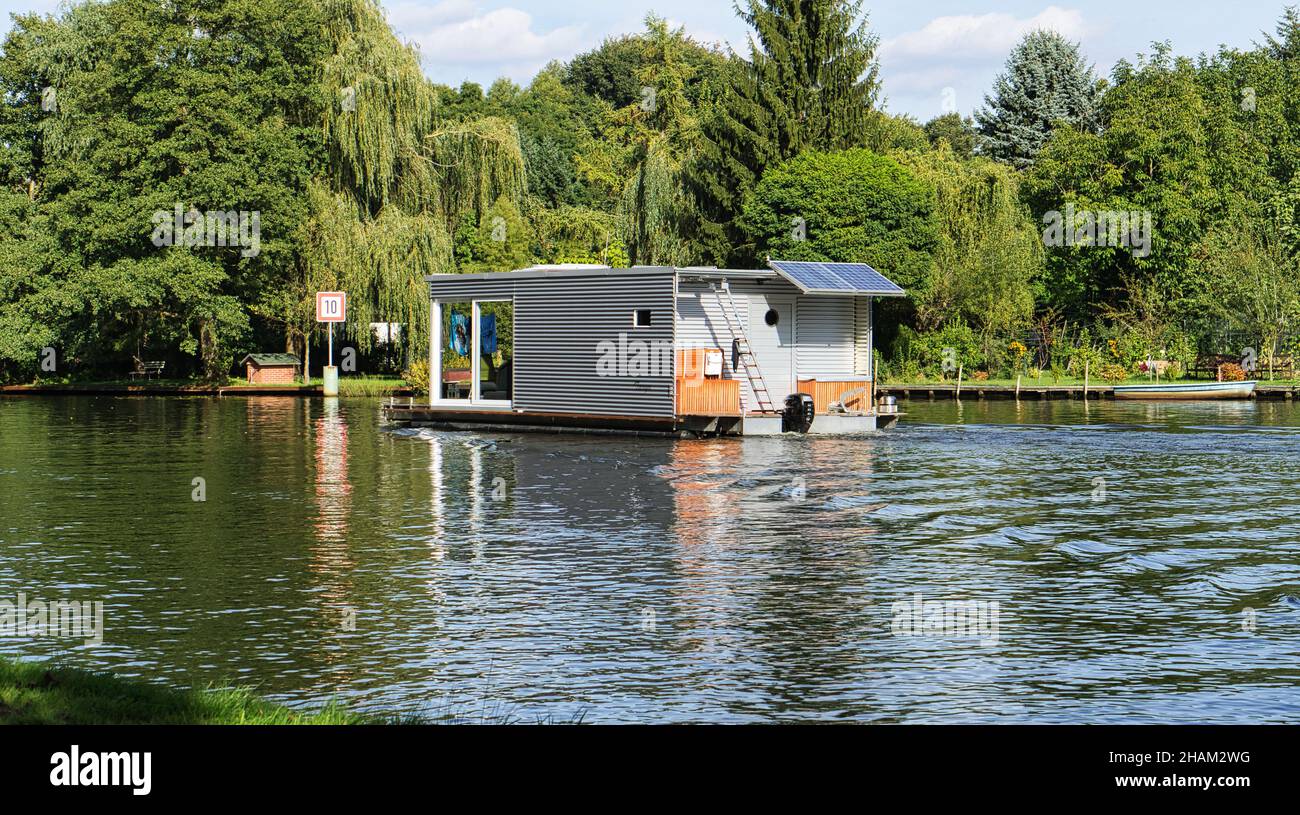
[[241, 353, 301, 367]]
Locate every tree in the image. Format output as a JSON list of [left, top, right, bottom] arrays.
[[976, 30, 1102, 168], [740, 148, 937, 296], [923, 113, 976, 158], [1195, 220, 1300, 377], [0, 0, 327, 381], [1023, 44, 1218, 322], [897, 146, 1040, 358], [690, 0, 883, 265]]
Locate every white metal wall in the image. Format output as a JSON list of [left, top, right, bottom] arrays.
[[794, 296, 855, 377], [854, 296, 873, 378], [675, 277, 863, 409]]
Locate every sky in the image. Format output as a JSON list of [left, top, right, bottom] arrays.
[[0, 1, 1293, 120]]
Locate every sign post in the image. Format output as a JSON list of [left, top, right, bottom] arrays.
[[316, 292, 347, 396]]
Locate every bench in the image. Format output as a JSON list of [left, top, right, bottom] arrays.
[[1190, 355, 1238, 380], [1259, 355, 1297, 379], [129, 361, 165, 380]]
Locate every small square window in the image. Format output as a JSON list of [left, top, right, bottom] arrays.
[[633, 309, 652, 327]]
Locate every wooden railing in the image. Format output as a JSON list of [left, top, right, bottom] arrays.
[[676, 379, 741, 415], [676, 348, 740, 416], [797, 379, 873, 414]]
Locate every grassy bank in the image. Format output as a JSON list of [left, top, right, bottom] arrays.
[[879, 375, 1296, 388], [0, 658, 397, 725], [0, 375, 412, 396]]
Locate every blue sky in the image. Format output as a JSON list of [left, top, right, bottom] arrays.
[[1, 1, 1293, 120]]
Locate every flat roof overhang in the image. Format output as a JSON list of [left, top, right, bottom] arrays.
[[425, 265, 675, 283]]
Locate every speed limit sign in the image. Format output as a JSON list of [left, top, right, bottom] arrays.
[[316, 291, 346, 323]]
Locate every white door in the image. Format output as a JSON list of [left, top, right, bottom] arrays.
[[748, 297, 795, 405]]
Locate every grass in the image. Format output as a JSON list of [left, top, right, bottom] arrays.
[[3, 375, 411, 395], [0, 657, 586, 725], [333, 375, 407, 396], [0, 657, 402, 725], [878, 374, 1291, 388]]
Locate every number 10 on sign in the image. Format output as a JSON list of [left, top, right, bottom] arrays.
[[316, 292, 346, 367]]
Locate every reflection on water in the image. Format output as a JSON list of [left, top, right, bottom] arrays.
[[2, 395, 1300, 722]]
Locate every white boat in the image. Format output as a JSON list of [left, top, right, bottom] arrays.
[[1112, 380, 1257, 400]]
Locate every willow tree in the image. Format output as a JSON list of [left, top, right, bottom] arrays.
[[294, 0, 526, 371], [613, 17, 706, 266], [898, 145, 1042, 367]]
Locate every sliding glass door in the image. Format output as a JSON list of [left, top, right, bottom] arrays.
[[431, 298, 512, 407]]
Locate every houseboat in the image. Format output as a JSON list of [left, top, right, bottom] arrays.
[[383, 260, 905, 437]]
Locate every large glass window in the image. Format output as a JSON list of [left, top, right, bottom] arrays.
[[435, 299, 512, 405]]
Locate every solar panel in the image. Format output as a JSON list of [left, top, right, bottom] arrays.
[[766, 261, 850, 290], [767, 260, 904, 296], [827, 263, 905, 295]]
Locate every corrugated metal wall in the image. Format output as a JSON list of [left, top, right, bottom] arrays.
[[427, 270, 677, 418]]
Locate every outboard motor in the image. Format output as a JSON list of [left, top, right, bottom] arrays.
[[782, 393, 815, 433]]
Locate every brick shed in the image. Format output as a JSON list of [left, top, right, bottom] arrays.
[[241, 353, 302, 385]]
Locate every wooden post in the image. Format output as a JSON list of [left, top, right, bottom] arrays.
[[956, 364, 963, 399], [1083, 359, 1090, 400], [1015, 373, 1021, 399]]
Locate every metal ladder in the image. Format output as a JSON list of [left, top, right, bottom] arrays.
[[711, 280, 777, 414]]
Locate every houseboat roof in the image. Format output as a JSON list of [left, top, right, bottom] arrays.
[[425, 260, 904, 296], [425, 265, 673, 283]]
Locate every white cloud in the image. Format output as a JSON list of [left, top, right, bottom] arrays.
[[385, 0, 481, 29], [385, 1, 586, 78], [880, 6, 1090, 63], [877, 6, 1093, 119]]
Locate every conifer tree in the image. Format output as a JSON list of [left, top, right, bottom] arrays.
[[975, 30, 1102, 168], [689, 0, 881, 266]]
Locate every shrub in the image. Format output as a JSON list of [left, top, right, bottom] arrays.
[[1218, 362, 1246, 382], [740, 148, 939, 296], [402, 358, 430, 395], [1099, 363, 1129, 383], [971, 370, 989, 381]]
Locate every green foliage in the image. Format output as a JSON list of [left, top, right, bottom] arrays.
[[14, 1, 1300, 389], [689, 0, 882, 265], [0, 0, 326, 380], [454, 196, 532, 272], [897, 146, 1040, 350], [401, 357, 429, 395], [1098, 363, 1129, 383], [740, 148, 937, 295], [1024, 44, 1219, 322], [923, 113, 976, 158], [976, 30, 1103, 168], [1194, 217, 1300, 370]]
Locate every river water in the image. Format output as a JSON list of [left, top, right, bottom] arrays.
[[1, 395, 1298, 722]]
